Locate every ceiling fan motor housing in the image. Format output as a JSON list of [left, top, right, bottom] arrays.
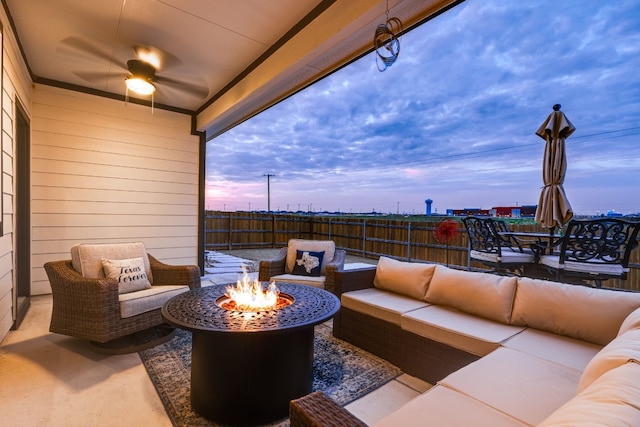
[[127, 59, 156, 81]]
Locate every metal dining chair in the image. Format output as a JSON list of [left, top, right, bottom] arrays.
[[462, 216, 536, 275], [539, 218, 640, 288]]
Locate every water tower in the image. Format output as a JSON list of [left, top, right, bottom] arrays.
[[425, 199, 433, 216]]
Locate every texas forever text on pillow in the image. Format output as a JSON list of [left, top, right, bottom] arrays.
[[373, 256, 436, 300], [101, 257, 152, 294]]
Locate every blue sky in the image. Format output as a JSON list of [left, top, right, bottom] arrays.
[[205, 0, 640, 216]]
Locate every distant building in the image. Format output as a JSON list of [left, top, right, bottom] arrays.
[[448, 205, 537, 218]]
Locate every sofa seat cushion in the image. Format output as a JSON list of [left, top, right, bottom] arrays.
[[511, 277, 640, 346], [577, 328, 640, 393], [71, 242, 153, 283], [425, 265, 517, 323], [285, 239, 335, 274], [540, 254, 626, 276], [439, 347, 582, 426], [502, 328, 602, 372], [270, 273, 326, 288], [470, 249, 535, 265], [374, 385, 527, 427], [539, 361, 640, 427], [341, 288, 429, 325], [119, 285, 189, 318], [373, 256, 436, 300], [401, 305, 525, 357]]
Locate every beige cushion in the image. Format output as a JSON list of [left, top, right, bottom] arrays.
[[440, 347, 582, 426], [401, 305, 525, 356], [119, 285, 189, 318], [511, 277, 640, 345], [270, 273, 325, 288], [285, 239, 335, 274], [71, 242, 153, 283], [341, 288, 429, 325], [617, 306, 640, 337], [101, 257, 152, 294], [373, 256, 436, 300], [540, 254, 626, 276], [375, 385, 528, 427], [424, 265, 517, 323], [539, 362, 640, 427], [577, 328, 640, 393], [502, 328, 602, 372]]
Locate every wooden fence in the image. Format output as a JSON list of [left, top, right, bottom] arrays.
[[204, 211, 640, 291]]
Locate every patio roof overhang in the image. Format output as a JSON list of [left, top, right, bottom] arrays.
[[4, 0, 463, 139]]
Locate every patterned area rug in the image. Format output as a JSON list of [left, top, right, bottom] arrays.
[[140, 323, 401, 426]]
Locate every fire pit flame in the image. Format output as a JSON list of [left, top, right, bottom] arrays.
[[224, 267, 280, 311]]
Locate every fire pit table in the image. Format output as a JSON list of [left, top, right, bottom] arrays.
[[161, 282, 340, 425]]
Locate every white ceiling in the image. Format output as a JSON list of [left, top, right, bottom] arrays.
[[4, 0, 461, 138]]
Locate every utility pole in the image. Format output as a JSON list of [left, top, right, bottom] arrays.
[[263, 174, 275, 212]]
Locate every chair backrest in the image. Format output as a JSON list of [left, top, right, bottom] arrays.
[[462, 216, 503, 255], [70, 242, 153, 282], [559, 219, 640, 270], [285, 239, 336, 274]]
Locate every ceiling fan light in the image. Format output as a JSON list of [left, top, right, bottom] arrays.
[[125, 76, 155, 95]]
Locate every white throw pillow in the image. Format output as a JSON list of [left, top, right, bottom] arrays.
[[102, 257, 152, 294], [373, 256, 435, 300]]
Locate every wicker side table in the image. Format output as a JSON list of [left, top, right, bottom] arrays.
[[289, 391, 368, 427]]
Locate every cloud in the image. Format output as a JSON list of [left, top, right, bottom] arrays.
[[206, 0, 640, 215]]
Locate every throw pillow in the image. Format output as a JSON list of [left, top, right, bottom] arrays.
[[101, 257, 152, 294], [292, 250, 324, 276]]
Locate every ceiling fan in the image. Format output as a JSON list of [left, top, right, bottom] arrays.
[[58, 37, 209, 100]]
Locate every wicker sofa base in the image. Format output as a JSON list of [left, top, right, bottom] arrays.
[[333, 306, 403, 367], [401, 329, 481, 384], [289, 391, 367, 427]]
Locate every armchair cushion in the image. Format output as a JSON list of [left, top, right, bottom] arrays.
[[101, 257, 152, 294], [71, 242, 153, 283], [291, 250, 324, 276], [286, 239, 335, 274]]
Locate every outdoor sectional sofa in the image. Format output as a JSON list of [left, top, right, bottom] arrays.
[[293, 256, 640, 426]]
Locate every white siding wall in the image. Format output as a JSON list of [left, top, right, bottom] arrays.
[[31, 86, 200, 295], [0, 4, 33, 339]]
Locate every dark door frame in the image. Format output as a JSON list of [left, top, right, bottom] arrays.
[[13, 99, 30, 329]]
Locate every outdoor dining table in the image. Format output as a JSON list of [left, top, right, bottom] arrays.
[[498, 231, 563, 255]]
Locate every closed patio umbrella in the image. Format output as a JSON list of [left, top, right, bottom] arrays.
[[534, 104, 575, 230]]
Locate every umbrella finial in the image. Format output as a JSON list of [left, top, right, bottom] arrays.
[[553, 104, 561, 111]]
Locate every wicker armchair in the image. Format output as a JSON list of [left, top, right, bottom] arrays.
[[258, 239, 346, 292], [45, 245, 201, 344]]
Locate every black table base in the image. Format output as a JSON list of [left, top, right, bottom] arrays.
[[191, 327, 314, 425]]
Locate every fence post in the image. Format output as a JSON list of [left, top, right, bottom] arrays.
[[227, 212, 232, 250], [362, 220, 367, 257], [407, 222, 412, 261], [272, 214, 276, 248]]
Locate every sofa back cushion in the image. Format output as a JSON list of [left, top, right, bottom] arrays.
[[71, 242, 153, 284], [576, 329, 640, 393], [286, 239, 335, 275], [617, 306, 640, 337], [424, 265, 517, 324], [373, 256, 436, 300], [511, 277, 640, 346], [539, 361, 640, 427]]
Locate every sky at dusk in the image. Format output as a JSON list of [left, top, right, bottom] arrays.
[[205, 0, 640, 216]]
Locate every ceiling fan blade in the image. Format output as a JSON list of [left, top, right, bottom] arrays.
[[156, 75, 209, 99], [73, 70, 123, 83], [58, 36, 128, 70]]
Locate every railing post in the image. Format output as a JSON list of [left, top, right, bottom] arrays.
[[407, 222, 412, 261]]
